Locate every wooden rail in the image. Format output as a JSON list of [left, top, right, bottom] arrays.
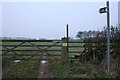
[[2, 50, 61, 51], [2, 54, 61, 56], [0, 45, 61, 47], [2, 40, 61, 42]]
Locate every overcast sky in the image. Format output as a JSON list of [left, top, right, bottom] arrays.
[[2, 2, 118, 39]]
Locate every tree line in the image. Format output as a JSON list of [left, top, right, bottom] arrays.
[[76, 25, 120, 40]]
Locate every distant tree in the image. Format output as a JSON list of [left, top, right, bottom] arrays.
[[83, 31, 87, 39], [76, 31, 83, 39], [92, 31, 97, 38], [87, 30, 92, 38]]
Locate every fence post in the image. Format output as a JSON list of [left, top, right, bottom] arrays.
[[61, 37, 68, 62], [84, 38, 87, 61], [92, 38, 95, 60]]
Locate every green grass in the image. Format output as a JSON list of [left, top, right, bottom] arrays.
[[3, 59, 40, 78], [49, 60, 113, 78]]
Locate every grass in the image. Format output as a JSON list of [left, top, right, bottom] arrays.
[[49, 60, 114, 78], [3, 59, 40, 78]]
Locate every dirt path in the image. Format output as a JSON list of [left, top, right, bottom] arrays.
[[37, 52, 53, 78]]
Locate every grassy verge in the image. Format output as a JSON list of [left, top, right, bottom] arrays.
[[49, 60, 114, 78], [2, 59, 40, 78]]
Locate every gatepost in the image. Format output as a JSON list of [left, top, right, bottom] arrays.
[[61, 37, 68, 62]]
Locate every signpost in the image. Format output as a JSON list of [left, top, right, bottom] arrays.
[[99, 7, 107, 14], [99, 1, 110, 72]]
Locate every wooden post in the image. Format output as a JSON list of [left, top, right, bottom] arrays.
[[67, 24, 69, 54], [92, 38, 95, 60], [61, 37, 68, 62], [84, 38, 87, 61]]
